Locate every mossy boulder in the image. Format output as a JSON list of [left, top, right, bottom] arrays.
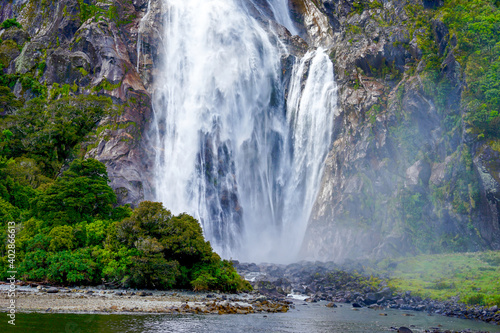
[[0, 39, 20, 68], [43, 48, 91, 86], [0, 27, 29, 47], [14, 40, 45, 74]]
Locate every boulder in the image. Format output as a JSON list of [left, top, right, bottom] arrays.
[[46, 287, 59, 293], [0, 27, 30, 46]]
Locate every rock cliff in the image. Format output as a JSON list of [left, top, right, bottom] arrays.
[[292, 0, 500, 261], [1, 0, 160, 205]]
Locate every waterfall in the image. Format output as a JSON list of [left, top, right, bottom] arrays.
[[136, 0, 152, 72], [267, 0, 299, 35], [151, 0, 337, 262]]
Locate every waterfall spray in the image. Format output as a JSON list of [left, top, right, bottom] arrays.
[[150, 0, 337, 262]]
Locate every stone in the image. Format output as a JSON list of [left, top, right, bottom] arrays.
[[365, 292, 378, 305], [405, 160, 431, 187], [46, 287, 59, 293], [397, 327, 413, 333], [0, 27, 29, 46], [43, 48, 91, 86]]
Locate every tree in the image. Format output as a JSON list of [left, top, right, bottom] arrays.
[[0, 86, 22, 115], [116, 201, 213, 267], [9, 95, 111, 176], [33, 158, 117, 225]]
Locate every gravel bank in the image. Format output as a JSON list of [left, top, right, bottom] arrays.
[[0, 284, 289, 314]]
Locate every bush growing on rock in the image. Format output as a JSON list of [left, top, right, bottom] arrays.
[[0, 19, 22, 30]]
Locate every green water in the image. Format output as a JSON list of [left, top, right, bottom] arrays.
[[1, 302, 499, 333]]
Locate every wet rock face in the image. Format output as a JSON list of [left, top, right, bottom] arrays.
[[299, 0, 500, 261], [0, 27, 30, 46], [0, 0, 13, 22], [8, 0, 164, 206], [43, 48, 92, 85]]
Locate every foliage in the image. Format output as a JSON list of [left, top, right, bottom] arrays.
[[113, 201, 250, 291], [32, 158, 117, 225], [0, 86, 22, 114], [45, 249, 98, 284], [128, 255, 180, 289], [191, 258, 253, 292], [420, 0, 500, 138], [48, 225, 75, 252], [5, 95, 111, 176], [0, 18, 22, 30], [77, 0, 104, 23], [400, 189, 434, 250], [0, 154, 248, 290], [466, 293, 486, 306]]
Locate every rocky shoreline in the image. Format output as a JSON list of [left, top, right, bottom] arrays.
[[234, 261, 500, 327], [0, 283, 289, 315]]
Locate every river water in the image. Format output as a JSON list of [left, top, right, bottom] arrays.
[[2, 301, 498, 333]]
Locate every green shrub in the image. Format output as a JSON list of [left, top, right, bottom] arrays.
[[465, 293, 485, 306], [48, 225, 74, 252], [33, 158, 117, 225], [18, 250, 49, 281], [114, 201, 251, 291], [46, 250, 98, 284], [128, 255, 180, 289], [7, 95, 112, 176], [0, 19, 22, 30]]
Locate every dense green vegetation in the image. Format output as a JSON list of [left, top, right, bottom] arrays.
[[373, 251, 500, 307], [0, 154, 250, 291], [6, 96, 112, 176], [413, 0, 500, 138], [0, 18, 22, 30], [440, 0, 500, 138]]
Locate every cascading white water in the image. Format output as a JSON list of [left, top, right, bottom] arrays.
[[267, 0, 299, 35], [280, 48, 337, 259], [136, 0, 152, 72], [150, 0, 337, 262]]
